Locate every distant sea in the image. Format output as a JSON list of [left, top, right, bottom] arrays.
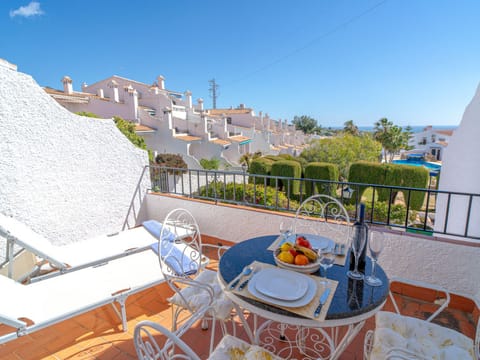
[[330, 125, 458, 133]]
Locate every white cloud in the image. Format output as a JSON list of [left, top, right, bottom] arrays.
[[10, 1, 44, 18]]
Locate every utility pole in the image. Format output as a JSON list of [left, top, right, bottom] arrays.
[[208, 78, 219, 109]]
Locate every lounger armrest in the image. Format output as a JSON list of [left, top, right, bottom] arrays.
[[0, 312, 27, 329], [389, 276, 450, 322]]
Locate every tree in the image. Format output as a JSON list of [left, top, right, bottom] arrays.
[[373, 118, 410, 162], [112, 116, 147, 150], [239, 152, 262, 172], [292, 115, 318, 134], [300, 133, 382, 178], [343, 120, 360, 136]]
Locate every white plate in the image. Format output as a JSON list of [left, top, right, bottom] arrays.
[[254, 268, 308, 301], [248, 270, 317, 308], [284, 233, 334, 251]]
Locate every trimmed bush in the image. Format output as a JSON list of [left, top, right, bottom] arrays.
[[348, 161, 429, 210], [304, 162, 339, 197], [348, 161, 386, 201], [270, 160, 302, 198], [249, 158, 274, 185]]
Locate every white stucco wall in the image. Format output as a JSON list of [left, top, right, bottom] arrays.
[[0, 61, 150, 245], [143, 194, 480, 298], [435, 82, 480, 238]]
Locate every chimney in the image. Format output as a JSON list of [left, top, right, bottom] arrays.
[[197, 98, 204, 111], [97, 88, 104, 98], [184, 90, 192, 108], [239, 103, 245, 109], [62, 76, 73, 94], [157, 75, 165, 90], [81, 82, 88, 92], [108, 79, 119, 102]]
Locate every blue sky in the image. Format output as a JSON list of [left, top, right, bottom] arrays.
[[1, 1, 479, 127]]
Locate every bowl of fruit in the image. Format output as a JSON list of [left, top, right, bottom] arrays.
[[274, 235, 320, 274]]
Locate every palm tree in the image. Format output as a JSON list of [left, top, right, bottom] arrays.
[[343, 120, 360, 136]]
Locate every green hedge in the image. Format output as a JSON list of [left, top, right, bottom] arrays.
[[348, 161, 385, 201], [197, 182, 297, 209], [348, 161, 429, 210], [304, 162, 339, 197], [249, 158, 274, 185], [270, 160, 302, 198]]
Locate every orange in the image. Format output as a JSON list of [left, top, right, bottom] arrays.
[[294, 254, 309, 266]]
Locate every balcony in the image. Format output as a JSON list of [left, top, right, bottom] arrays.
[[1, 168, 479, 359]]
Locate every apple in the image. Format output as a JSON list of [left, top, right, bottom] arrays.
[[296, 236, 311, 249], [289, 248, 298, 257]]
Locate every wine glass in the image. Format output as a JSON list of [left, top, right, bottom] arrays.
[[347, 226, 367, 280], [318, 247, 336, 285], [279, 220, 293, 241], [365, 231, 385, 286]]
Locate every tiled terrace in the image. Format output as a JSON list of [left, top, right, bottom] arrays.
[[0, 236, 478, 360]]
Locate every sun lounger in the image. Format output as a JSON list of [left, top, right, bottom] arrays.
[[0, 247, 165, 345], [0, 214, 190, 281]]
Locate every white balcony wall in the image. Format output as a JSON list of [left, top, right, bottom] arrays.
[[142, 194, 480, 298], [435, 82, 480, 238], [0, 63, 149, 246]]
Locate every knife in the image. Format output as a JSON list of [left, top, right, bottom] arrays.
[[314, 287, 331, 317], [238, 272, 256, 290]]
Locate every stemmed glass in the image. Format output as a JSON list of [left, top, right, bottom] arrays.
[[347, 226, 367, 280], [318, 246, 336, 285], [279, 220, 293, 241], [365, 231, 385, 286]]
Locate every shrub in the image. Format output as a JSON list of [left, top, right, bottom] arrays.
[[348, 161, 429, 210], [249, 158, 274, 185], [200, 158, 220, 170], [304, 162, 339, 197], [345, 201, 416, 225], [155, 153, 187, 173], [270, 160, 302, 198], [197, 182, 297, 209]]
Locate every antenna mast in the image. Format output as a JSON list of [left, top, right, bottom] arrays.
[[208, 78, 219, 109]]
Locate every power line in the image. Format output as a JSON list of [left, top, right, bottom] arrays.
[[224, 0, 388, 87]]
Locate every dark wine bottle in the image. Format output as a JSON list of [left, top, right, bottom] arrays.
[[348, 203, 368, 274]]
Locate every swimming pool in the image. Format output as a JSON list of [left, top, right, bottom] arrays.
[[392, 159, 441, 174]]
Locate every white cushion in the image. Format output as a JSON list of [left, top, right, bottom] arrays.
[[167, 269, 234, 319], [209, 335, 281, 360], [371, 311, 475, 360]]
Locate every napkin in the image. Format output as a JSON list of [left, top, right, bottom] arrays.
[[143, 220, 176, 242], [151, 242, 198, 276]]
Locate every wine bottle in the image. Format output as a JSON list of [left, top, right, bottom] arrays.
[[348, 203, 368, 273]]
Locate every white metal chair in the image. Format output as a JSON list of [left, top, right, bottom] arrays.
[[134, 310, 281, 360], [294, 194, 351, 242], [156, 208, 234, 355], [364, 277, 480, 359]]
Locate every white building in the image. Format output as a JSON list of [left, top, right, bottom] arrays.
[[45, 76, 307, 168], [408, 125, 455, 161]]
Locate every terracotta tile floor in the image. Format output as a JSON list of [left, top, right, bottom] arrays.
[[0, 259, 477, 359]]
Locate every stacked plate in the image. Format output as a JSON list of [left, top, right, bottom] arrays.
[[248, 268, 317, 307]]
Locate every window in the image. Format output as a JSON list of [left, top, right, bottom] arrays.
[[227, 117, 232, 125]]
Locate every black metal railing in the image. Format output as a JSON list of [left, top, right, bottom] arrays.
[[146, 165, 480, 240]]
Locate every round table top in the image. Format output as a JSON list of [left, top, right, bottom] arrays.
[[219, 235, 389, 324]]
